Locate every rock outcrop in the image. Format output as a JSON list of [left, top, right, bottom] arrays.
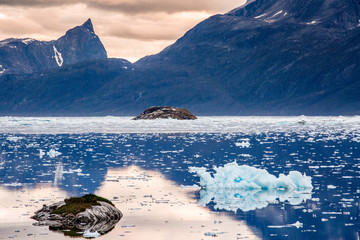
[[32, 195, 122, 237], [133, 106, 197, 120]]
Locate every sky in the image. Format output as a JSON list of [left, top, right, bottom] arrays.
[[0, 0, 246, 62]]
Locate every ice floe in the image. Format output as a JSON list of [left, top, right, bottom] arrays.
[[83, 230, 100, 238], [189, 162, 313, 191], [47, 149, 62, 158]]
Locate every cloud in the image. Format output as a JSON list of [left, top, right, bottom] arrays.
[[0, 0, 245, 14]]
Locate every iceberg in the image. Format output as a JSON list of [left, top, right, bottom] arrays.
[[189, 162, 313, 191], [190, 162, 313, 212]]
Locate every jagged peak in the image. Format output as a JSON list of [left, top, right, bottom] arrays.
[[82, 18, 94, 32]]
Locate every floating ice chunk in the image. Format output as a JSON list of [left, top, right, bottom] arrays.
[[47, 149, 62, 158], [6, 136, 23, 142], [268, 221, 303, 229], [83, 230, 100, 238], [189, 162, 313, 190], [235, 141, 251, 148], [39, 149, 45, 159]]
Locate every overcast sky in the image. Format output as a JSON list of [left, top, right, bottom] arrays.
[[0, 0, 246, 62]]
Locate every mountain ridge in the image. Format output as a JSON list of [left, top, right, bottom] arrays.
[[0, 18, 107, 75], [1, 0, 360, 116]]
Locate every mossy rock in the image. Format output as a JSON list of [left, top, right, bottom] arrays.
[[32, 194, 122, 237], [52, 194, 114, 215]]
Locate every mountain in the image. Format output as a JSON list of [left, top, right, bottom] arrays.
[[134, 0, 360, 115], [0, 19, 107, 75], [1, 0, 360, 116]]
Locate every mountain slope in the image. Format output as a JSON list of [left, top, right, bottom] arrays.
[[133, 0, 360, 115], [1, 0, 360, 115], [0, 19, 107, 75]]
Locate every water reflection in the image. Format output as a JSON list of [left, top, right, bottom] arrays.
[[198, 188, 312, 212], [0, 166, 259, 239], [0, 132, 359, 239]]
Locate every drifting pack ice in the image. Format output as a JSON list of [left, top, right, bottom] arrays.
[[189, 162, 313, 190]]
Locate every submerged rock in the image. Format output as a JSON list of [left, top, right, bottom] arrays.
[[133, 106, 197, 120], [31, 194, 122, 238]]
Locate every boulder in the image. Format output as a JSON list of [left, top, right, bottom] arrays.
[[32, 194, 122, 237], [133, 106, 197, 120]]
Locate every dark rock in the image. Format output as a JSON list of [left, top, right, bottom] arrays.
[[31, 195, 122, 237], [133, 106, 197, 120]]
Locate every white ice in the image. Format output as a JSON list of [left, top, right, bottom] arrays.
[[83, 230, 100, 238], [21, 38, 35, 45], [2, 116, 360, 134], [272, 10, 283, 18], [53, 45, 63, 67], [189, 162, 313, 191], [190, 162, 313, 212], [6, 136, 23, 142], [0, 64, 6, 74], [47, 149, 62, 158], [268, 221, 303, 229]]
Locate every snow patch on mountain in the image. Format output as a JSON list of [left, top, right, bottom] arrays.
[[0, 64, 6, 74], [53, 45, 63, 67], [22, 38, 35, 45]]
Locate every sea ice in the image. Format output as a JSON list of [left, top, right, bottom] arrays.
[[47, 149, 62, 158], [83, 230, 100, 238], [189, 162, 313, 191]]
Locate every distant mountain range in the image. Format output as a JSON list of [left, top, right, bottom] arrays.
[[1, 0, 360, 116]]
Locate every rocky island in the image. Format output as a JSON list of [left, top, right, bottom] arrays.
[[32, 194, 122, 237], [133, 106, 197, 120]]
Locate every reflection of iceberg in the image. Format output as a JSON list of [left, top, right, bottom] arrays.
[[198, 188, 312, 212], [189, 162, 313, 190]]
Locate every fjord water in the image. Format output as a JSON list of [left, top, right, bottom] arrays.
[[0, 117, 359, 239]]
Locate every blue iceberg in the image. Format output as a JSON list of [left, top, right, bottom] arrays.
[[189, 162, 313, 191]]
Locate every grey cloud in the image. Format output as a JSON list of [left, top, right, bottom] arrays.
[[0, 0, 74, 7], [0, 0, 233, 14], [107, 26, 181, 41]]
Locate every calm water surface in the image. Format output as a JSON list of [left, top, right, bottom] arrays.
[[0, 117, 359, 239]]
